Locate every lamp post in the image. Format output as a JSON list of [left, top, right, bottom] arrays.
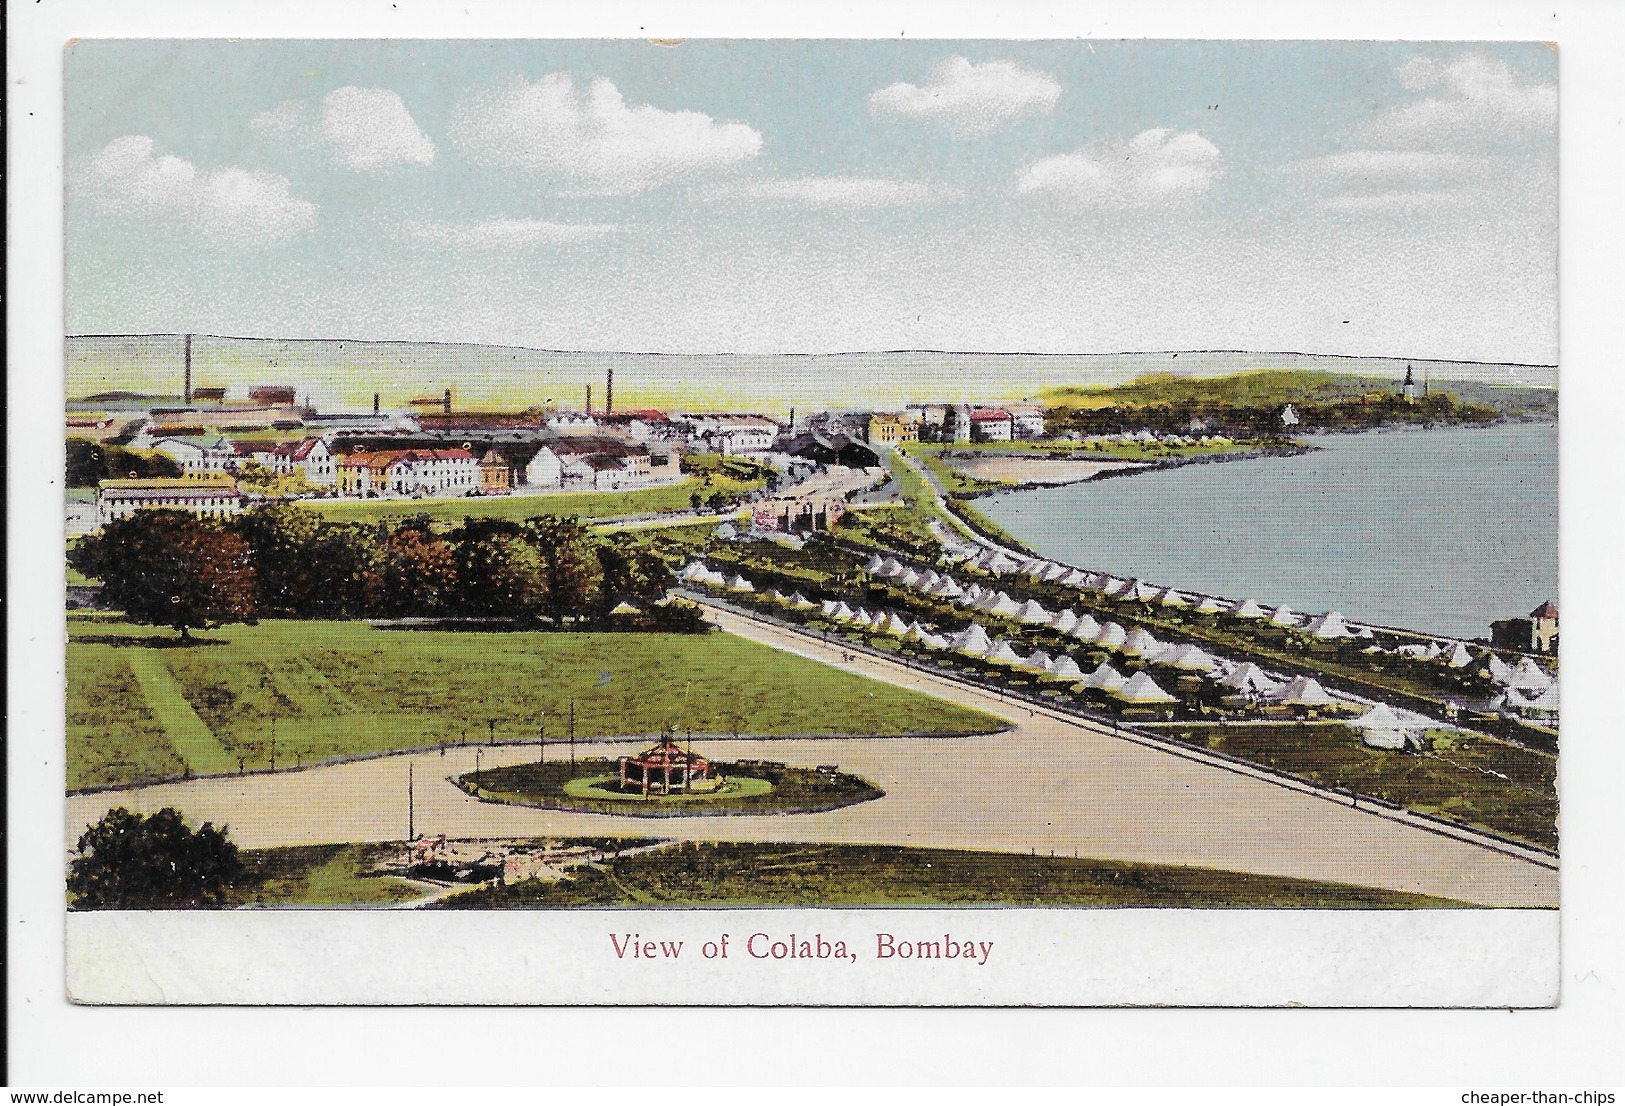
[[568, 700, 577, 770], [475, 746, 483, 788], [537, 713, 546, 764]]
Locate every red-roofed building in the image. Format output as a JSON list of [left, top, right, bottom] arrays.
[[337, 447, 477, 498], [1530, 600, 1559, 653], [968, 408, 1013, 442], [617, 736, 711, 796]]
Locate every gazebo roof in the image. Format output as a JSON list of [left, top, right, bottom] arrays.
[[626, 737, 708, 770]]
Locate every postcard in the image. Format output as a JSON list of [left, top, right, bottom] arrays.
[[57, 37, 1560, 1007]]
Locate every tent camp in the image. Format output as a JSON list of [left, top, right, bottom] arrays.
[[1015, 600, 1053, 624], [863, 554, 886, 574], [1115, 671, 1178, 704], [984, 593, 1025, 618], [1219, 663, 1281, 695], [1269, 675, 1338, 706], [1353, 703, 1427, 750], [982, 639, 1025, 665], [789, 592, 816, 609], [1025, 649, 1055, 672], [1267, 605, 1298, 627], [1072, 614, 1103, 641], [1047, 654, 1085, 680], [1159, 643, 1218, 673], [680, 561, 710, 582], [1050, 609, 1081, 634], [1443, 642, 1475, 668], [830, 601, 856, 621], [1232, 598, 1267, 619], [1084, 662, 1129, 691], [1302, 610, 1354, 639], [1194, 596, 1228, 615], [1122, 627, 1161, 656], [1155, 588, 1191, 608], [949, 623, 995, 654], [1095, 622, 1129, 649], [1507, 657, 1554, 692]]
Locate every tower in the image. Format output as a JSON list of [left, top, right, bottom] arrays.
[[1402, 365, 1417, 404], [443, 387, 452, 414], [606, 366, 614, 415], [373, 393, 380, 416], [585, 384, 593, 414], [183, 333, 193, 404]]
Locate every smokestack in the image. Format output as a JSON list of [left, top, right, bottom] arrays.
[[789, 406, 795, 432], [443, 387, 452, 415], [585, 384, 593, 414], [183, 333, 193, 404], [373, 393, 380, 416], [606, 366, 614, 414]]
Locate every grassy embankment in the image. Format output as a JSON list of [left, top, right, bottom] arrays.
[[65, 611, 1000, 791], [302, 474, 762, 526], [1156, 722, 1558, 850], [432, 841, 1468, 909]]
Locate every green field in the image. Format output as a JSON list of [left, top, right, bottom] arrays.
[[302, 474, 761, 525], [458, 757, 884, 817], [228, 843, 427, 907], [1161, 723, 1557, 849], [65, 612, 1001, 790], [432, 841, 1469, 909]]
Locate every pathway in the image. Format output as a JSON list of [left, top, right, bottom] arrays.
[[127, 653, 237, 776]]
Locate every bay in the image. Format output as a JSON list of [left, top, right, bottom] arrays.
[[975, 422, 1558, 640]]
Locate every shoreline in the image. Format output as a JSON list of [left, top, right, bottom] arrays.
[[953, 442, 1317, 498]]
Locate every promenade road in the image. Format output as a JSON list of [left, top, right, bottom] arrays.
[[64, 606, 1558, 907]]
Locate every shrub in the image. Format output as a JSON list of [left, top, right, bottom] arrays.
[[68, 807, 244, 909]]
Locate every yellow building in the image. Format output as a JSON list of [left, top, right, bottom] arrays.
[[865, 412, 917, 446]]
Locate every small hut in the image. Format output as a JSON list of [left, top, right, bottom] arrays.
[[618, 736, 712, 796]]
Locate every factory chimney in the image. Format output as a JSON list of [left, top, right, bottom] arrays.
[[606, 366, 614, 414], [373, 393, 380, 416], [443, 387, 452, 414], [585, 384, 593, 414], [789, 406, 795, 432], [183, 333, 193, 404]]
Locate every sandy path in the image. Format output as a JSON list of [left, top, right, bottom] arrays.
[[949, 456, 1135, 485], [65, 607, 1557, 908]]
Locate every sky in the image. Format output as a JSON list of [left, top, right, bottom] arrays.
[[65, 39, 1558, 363]]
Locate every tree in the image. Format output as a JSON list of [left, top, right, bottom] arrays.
[[231, 502, 326, 615], [74, 511, 257, 638], [381, 526, 459, 615], [66, 438, 181, 487], [527, 516, 603, 623], [594, 537, 672, 618], [68, 807, 244, 909], [455, 532, 546, 617]]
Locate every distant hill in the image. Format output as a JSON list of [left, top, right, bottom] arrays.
[[66, 334, 1556, 417]]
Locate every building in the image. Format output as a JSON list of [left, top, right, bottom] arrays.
[[752, 497, 848, 533], [617, 736, 711, 796], [681, 414, 780, 455], [477, 448, 515, 494], [865, 412, 918, 447], [96, 475, 243, 526], [148, 436, 234, 476], [336, 448, 478, 498], [968, 409, 1013, 442], [781, 431, 882, 470], [1529, 600, 1559, 653], [1004, 403, 1046, 440], [525, 445, 564, 488], [250, 438, 335, 486], [248, 386, 299, 407]]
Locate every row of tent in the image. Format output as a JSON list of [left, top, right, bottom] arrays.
[[866, 551, 1374, 641], [683, 559, 1470, 744]]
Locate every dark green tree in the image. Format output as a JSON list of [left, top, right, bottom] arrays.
[[66, 438, 181, 487], [71, 511, 257, 638], [68, 807, 244, 909]]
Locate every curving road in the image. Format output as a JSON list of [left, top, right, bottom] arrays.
[[65, 604, 1558, 907]]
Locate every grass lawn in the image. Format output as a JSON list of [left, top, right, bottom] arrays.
[[301, 475, 761, 525], [1162, 722, 1557, 850], [65, 612, 1001, 790], [432, 841, 1469, 909], [458, 757, 884, 817], [229, 843, 427, 907]]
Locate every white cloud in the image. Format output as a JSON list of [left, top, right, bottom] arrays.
[[1359, 52, 1556, 150], [870, 56, 1061, 137], [450, 74, 762, 195], [1285, 52, 1555, 219], [404, 218, 620, 248], [77, 135, 316, 243], [730, 177, 961, 210], [1017, 128, 1222, 208], [251, 87, 435, 170]]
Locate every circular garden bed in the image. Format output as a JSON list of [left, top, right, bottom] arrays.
[[454, 756, 884, 817]]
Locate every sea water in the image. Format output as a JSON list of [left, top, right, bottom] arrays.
[[975, 422, 1558, 640]]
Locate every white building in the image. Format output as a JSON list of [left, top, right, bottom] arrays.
[[96, 476, 243, 526], [680, 414, 780, 455]]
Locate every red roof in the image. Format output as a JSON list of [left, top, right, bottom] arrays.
[[969, 409, 1011, 422], [625, 737, 708, 771], [1530, 601, 1559, 620]]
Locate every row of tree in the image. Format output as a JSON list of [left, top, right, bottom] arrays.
[[1044, 392, 1498, 438], [66, 438, 182, 487], [69, 505, 678, 636]]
